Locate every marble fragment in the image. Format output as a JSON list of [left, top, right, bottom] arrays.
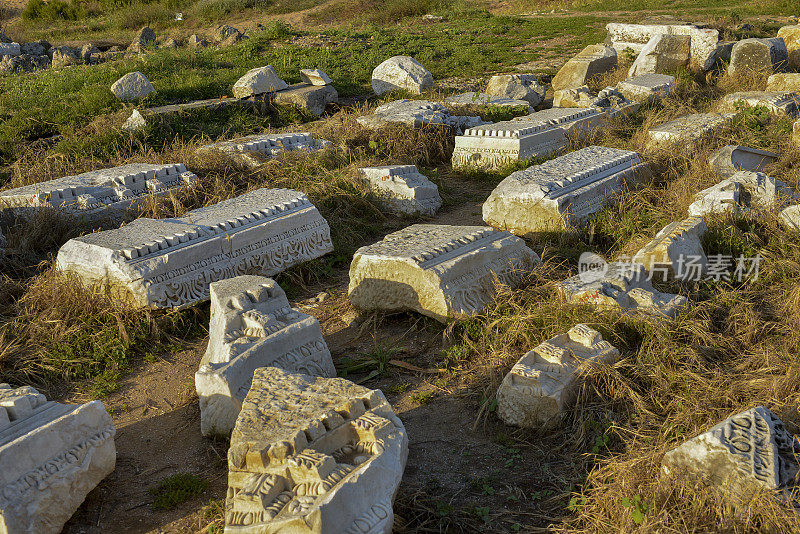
[[358, 165, 441, 216], [233, 66, 288, 98], [616, 73, 676, 102], [628, 33, 691, 76], [299, 68, 332, 86], [688, 171, 798, 217], [719, 91, 799, 118], [485, 74, 546, 107], [552, 44, 617, 91], [646, 113, 736, 151], [451, 121, 567, 170], [511, 107, 607, 138], [605, 23, 719, 71], [198, 132, 331, 168], [728, 38, 788, 75], [356, 100, 485, 134], [371, 56, 433, 95], [707, 145, 778, 177], [633, 217, 708, 281], [445, 92, 531, 111]]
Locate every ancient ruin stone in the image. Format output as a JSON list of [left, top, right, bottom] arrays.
[[225, 367, 407, 533], [122, 109, 147, 132], [0, 384, 116, 534], [217, 24, 242, 42], [221, 32, 247, 47], [496, 325, 620, 428], [162, 37, 178, 49], [591, 86, 640, 116], [646, 112, 736, 151], [558, 261, 687, 318], [661, 406, 799, 499], [20, 41, 47, 56], [371, 55, 433, 95], [348, 224, 540, 322], [356, 99, 485, 133], [233, 65, 289, 98], [0, 163, 197, 223], [719, 91, 799, 118], [358, 165, 442, 216], [605, 23, 719, 71], [485, 74, 546, 107], [512, 107, 607, 139], [633, 217, 708, 281], [196, 276, 335, 437], [688, 171, 798, 217], [728, 38, 788, 75], [0, 42, 20, 56], [628, 33, 691, 76], [552, 44, 617, 91], [300, 68, 333, 86], [483, 146, 651, 235], [780, 204, 800, 230], [553, 85, 594, 107], [766, 73, 800, 92], [56, 188, 334, 309], [110, 71, 155, 101], [80, 44, 99, 63], [445, 92, 531, 111], [272, 83, 338, 116], [708, 145, 778, 177], [51, 45, 80, 68], [451, 121, 567, 170], [198, 132, 331, 168], [128, 26, 156, 53], [188, 34, 209, 48], [777, 25, 800, 70]]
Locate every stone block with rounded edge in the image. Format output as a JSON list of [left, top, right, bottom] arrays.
[[646, 113, 736, 151], [0, 384, 116, 534], [728, 38, 788, 75], [606, 23, 719, 71], [496, 325, 620, 429], [688, 171, 798, 217], [719, 91, 799, 118], [110, 71, 155, 101], [233, 66, 288, 98], [358, 165, 442, 217], [485, 74, 546, 107], [482, 146, 651, 236], [348, 224, 540, 322], [56, 188, 333, 309], [197, 132, 331, 168], [371, 56, 433, 95], [300, 68, 332, 86], [444, 92, 531, 111], [451, 121, 567, 170], [553, 85, 594, 107], [616, 73, 676, 102], [766, 73, 800, 92], [628, 33, 690, 76], [777, 25, 800, 70], [661, 406, 799, 499], [633, 217, 708, 281], [552, 44, 617, 91], [708, 145, 778, 177], [225, 367, 408, 534], [356, 99, 485, 134], [196, 276, 335, 437]]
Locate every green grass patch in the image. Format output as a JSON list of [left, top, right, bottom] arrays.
[[149, 472, 209, 510]]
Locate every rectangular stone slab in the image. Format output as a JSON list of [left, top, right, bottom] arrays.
[[616, 73, 676, 102], [358, 165, 442, 216], [56, 188, 333, 309], [197, 132, 331, 168], [511, 107, 607, 138], [444, 92, 531, 110], [451, 121, 567, 170], [646, 113, 736, 151], [707, 145, 779, 177]]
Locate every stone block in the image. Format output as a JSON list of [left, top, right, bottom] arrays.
[[358, 165, 442, 216], [688, 171, 798, 217], [777, 25, 800, 70], [0, 384, 116, 534], [0, 163, 198, 223], [233, 65, 288, 98], [646, 113, 736, 151], [188, 34, 209, 48], [719, 91, 799, 118], [300, 68, 332, 86], [56, 188, 334, 309], [371, 55, 433, 95], [633, 217, 707, 281], [628, 33, 691, 76], [728, 38, 788, 75], [485, 74, 546, 107], [496, 325, 620, 428], [591, 86, 641, 116], [661, 406, 799, 499], [606, 23, 719, 71], [552, 44, 617, 91], [196, 276, 335, 437], [766, 73, 800, 92], [558, 261, 687, 318], [272, 83, 338, 116], [110, 71, 155, 101], [197, 132, 331, 168], [216, 24, 242, 42], [483, 146, 651, 235], [616, 73, 676, 102], [552, 85, 594, 107], [0, 42, 20, 56], [226, 367, 407, 534], [451, 121, 568, 170], [708, 145, 778, 177], [51, 46, 80, 68], [780, 204, 800, 230], [445, 92, 531, 111], [348, 224, 540, 322], [356, 99, 485, 134], [20, 41, 47, 56], [511, 107, 607, 139], [128, 26, 156, 53]]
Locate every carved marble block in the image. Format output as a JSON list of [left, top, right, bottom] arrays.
[[633, 217, 708, 281], [56, 188, 334, 309], [558, 261, 687, 318], [512, 107, 607, 139], [496, 325, 620, 428], [358, 165, 442, 216], [356, 99, 485, 134], [646, 113, 736, 151], [661, 406, 799, 498], [348, 224, 540, 322], [196, 276, 336, 437], [688, 171, 799, 217], [0, 163, 198, 222], [616, 73, 676, 102], [482, 146, 651, 235], [708, 145, 779, 177], [0, 384, 116, 534], [451, 121, 567, 170], [198, 133, 331, 168], [605, 23, 719, 71], [225, 367, 408, 534], [719, 91, 799, 118], [780, 204, 800, 230], [444, 92, 531, 111]]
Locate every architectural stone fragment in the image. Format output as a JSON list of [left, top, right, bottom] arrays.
[[766, 73, 800, 92], [485, 74, 546, 107], [196, 276, 335, 437], [127, 26, 156, 53], [451, 121, 567, 170], [371, 56, 433, 95], [688, 171, 798, 217], [445, 92, 531, 111], [56, 188, 333, 309], [348, 224, 540, 322], [271, 83, 338, 116], [616, 73, 676, 102], [708, 145, 778, 177], [233, 66, 289, 98], [299, 68, 332, 86], [0, 384, 116, 534], [358, 165, 442, 216], [633, 217, 708, 281], [628, 33, 691, 76], [728, 38, 788, 75], [552, 44, 617, 91], [553, 85, 594, 107], [496, 325, 620, 428], [646, 113, 736, 151], [605, 23, 719, 71], [511, 107, 607, 138], [225, 367, 407, 533], [777, 25, 800, 70], [780, 204, 800, 230], [719, 91, 799, 118], [483, 146, 651, 235], [110, 71, 155, 101], [356, 100, 485, 134], [198, 132, 331, 168], [0, 42, 21, 56]]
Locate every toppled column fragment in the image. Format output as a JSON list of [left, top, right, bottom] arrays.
[[688, 171, 798, 217], [358, 165, 442, 216], [451, 121, 567, 170], [633, 217, 708, 281], [707, 145, 778, 177], [198, 132, 331, 168], [196, 276, 336, 437]]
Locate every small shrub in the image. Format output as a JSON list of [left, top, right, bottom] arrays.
[[21, 0, 85, 21]]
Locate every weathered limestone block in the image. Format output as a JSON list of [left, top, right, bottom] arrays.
[[110, 71, 155, 101], [606, 23, 719, 71], [616, 73, 676, 102], [445, 92, 531, 111], [233, 66, 288, 98], [483, 146, 650, 235], [780, 204, 800, 230], [553, 85, 594, 107], [299, 68, 332, 86], [552, 44, 617, 91], [451, 121, 567, 170], [558, 261, 687, 318], [688, 171, 798, 217], [661, 406, 799, 499], [356, 100, 485, 134], [226, 367, 407, 534], [719, 91, 799, 118], [728, 38, 788, 75], [348, 224, 540, 322], [358, 165, 442, 216], [512, 107, 607, 137], [485, 74, 546, 107], [0, 163, 198, 223], [708, 145, 778, 177], [628, 33, 691, 76], [198, 132, 331, 168], [0, 42, 20, 56], [371, 55, 433, 95], [633, 217, 707, 281], [777, 25, 800, 70], [272, 83, 338, 116], [20, 40, 48, 56], [56, 188, 334, 309], [51, 46, 80, 68], [196, 276, 335, 437], [217, 24, 243, 42], [766, 73, 800, 92], [591, 86, 641, 116], [0, 384, 116, 534], [496, 325, 620, 428], [646, 113, 736, 151]]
